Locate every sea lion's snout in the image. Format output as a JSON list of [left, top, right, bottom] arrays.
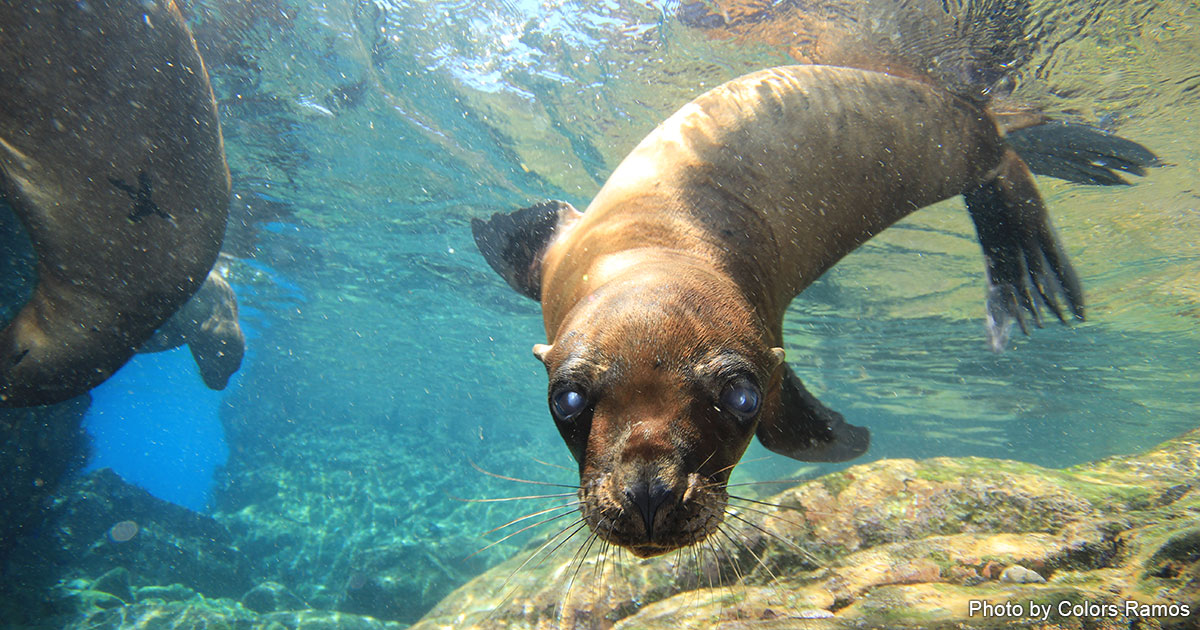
[[624, 478, 673, 540], [581, 460, 727, 558]]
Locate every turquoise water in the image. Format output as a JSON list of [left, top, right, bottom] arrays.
[[207, 1, 1195, 610], [200, 0, 1199, 486], [2, 0, 1199, 624], [83, 348, 228, 512]]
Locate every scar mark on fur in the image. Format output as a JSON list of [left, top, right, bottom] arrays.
[[109, 171, 170, 222]]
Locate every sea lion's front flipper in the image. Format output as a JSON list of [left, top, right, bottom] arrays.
[[0, 0, 231, 406], [471, 200, 582, 301], [964, 150, 1083, 351], [756, 364, 869, 463], [139, 270, 245, 391]]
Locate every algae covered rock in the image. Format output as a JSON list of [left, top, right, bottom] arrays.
[[412, 429, 1200, 629]]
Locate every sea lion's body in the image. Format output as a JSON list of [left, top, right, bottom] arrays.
[[475, 65, 1154, 557], [540, 66, 1007, 338], [0, 0, 231, 406]]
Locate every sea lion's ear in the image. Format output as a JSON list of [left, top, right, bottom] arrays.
[[532, 343, 553, 364], [756, 363, 869, 463], [471, 200, 583, 302], [769, 347, 786, 369]]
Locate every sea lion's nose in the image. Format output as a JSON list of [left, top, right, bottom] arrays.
[[624, 479, 674, 540]]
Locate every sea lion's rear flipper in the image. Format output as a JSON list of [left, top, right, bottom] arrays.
[[964, 150, 1084, 351], [756, 364, 869, 463], [471, 200, 582, 301], [1006, 122, 1160, 186]]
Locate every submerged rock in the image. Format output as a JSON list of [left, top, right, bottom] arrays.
[[242, 580, 308, 613], [212, 422, 517, 623], [0, 398, 90, 554], [999, 565, 1046, 584], [62, 597, 409, 630], [0, 468, 253, 625], [412, 429, 1200, 629]]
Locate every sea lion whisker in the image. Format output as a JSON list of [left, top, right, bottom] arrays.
[[723, 502, 812, 534], [717, 521, 803, 617], [481, 501, 581, 536], [716, 524, 781, 612], [717, 521, 814, 619], [724, 509, 823, 569], [699, 536, 723, 591], [692, 532, 728, 606], [588, 537, 613, 613], [699, 538, 725, 589], [726, 479, 806, 488], [486, 519, 588, 623], [713, 525, 755, 583], [468, 459, 579, 489], [682, 543, 706, 611], [468, 504, 582, 559], [727, 493, 815, 512], [706, 529, 756, 609], [704, 526, 739, 579], [513, 518, 587, 575], [701, 456, 766, 482], [717, 456, 770, 476], [727, 493, 837, 517], [468, 499, 580, 552], [530, 519, 591, 572], [689, 539, 711, 594], [452, 492, 578, 503], [560, 530, 601, 618], [530, 456, 574, 472], [693, 449, 721, 477], [464, 500, 581, 560]]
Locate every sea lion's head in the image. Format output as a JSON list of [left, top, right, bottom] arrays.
[[472, 200, 870, 558], [533, 268, 784, 557]]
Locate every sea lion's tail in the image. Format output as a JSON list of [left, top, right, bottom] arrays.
[[964, 150, 1084, 351], [1007, 122, 1161, 186], [965, 121, 1159, 350]]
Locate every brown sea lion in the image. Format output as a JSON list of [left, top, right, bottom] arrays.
[[473, 64, 1156, 558], [138, 269, 245, 390], [0, 0, 231, 406]]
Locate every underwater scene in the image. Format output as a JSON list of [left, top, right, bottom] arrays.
[[1, 0, 1198, 628]]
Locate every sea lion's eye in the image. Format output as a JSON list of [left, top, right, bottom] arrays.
[[720, 378, 761, 421], [551, 386, 588, 421]]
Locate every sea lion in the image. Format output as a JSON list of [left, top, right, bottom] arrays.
[[0, 0, 231, 406], [473, 65, 1156, 558], [138, 269, 245, 390]]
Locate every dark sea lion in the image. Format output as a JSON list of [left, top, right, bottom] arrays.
[[139, 270, 245, 390], [473, 64, 1157, 558], [0, 0, 231, 406]]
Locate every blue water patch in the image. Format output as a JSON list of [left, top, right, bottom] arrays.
[[83, 347, 229, 512]]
